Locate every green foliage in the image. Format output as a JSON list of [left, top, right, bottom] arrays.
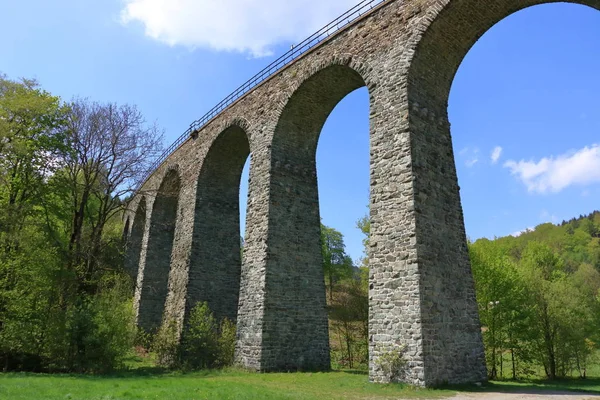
[[321, 223, 354, 300], [152, 319, 181, 369], [0, 74, 157, 373], [0, 250, 135, 373], [153, 302, 237, 371], [217, 317, 237, 368], [179, 302, 220, 370], [470, 211, 600, 380], [60, 286, 136, 373], [321, 217, 371, 371], [375, 345, 407, 382], [356, 213, 370, 268]]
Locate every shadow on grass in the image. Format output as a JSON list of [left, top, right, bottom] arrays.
[[335, 369, 368, 375], [0, 366, 232, 381], [444, 378, 600, 396]]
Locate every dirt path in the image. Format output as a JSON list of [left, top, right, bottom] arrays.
[[448, 391, 600, 400]]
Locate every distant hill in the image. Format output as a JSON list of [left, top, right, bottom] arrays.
[[475, 210, 600, 273]]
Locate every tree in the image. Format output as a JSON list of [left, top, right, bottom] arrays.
[[0, 76, 70, 370], [0, 76, 160, 372], [0, 75, 67, 252], [470, 239, 531, 379], [356, 213, 370, 268], [518, 241, 571, 379], [321, 223, 353, 301], [471, 213, 600, 380], [56, 99, 163, 292]]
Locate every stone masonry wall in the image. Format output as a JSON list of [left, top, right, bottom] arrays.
[[124, 197, 146, 282], [136, 170, 180, 332], [186, 126, 249, 323]]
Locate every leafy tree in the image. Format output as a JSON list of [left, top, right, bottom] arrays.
[[58, 99, 163, 289], [470, 212, 600, 379], [470, 239, 531, 379], [0, 75, 67, 252], [0, 75, 161, 372], [321, 223, 353, 301], [356, 213, 370, 268]]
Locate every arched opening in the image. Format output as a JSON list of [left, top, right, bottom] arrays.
[[137, 169, 181, 332], [448, 3, 600, 239], [260, 64, 368, 371], [405, 0, 600, 385], [317, 87, 370, 267], [447, 3, 600, 381], [125, 197, 147, 283], [188, 125, 250, 324], [317, 87, 370, 369]]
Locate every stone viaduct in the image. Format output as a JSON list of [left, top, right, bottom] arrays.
[[123, 0, 600, 387]]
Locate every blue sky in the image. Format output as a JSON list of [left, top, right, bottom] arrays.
[[2, 1, 599, 263]]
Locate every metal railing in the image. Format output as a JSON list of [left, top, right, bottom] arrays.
[[141, 0, 389, 186]]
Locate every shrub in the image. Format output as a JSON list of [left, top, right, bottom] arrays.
[[65, 284, 136, 373], [152, 319, 180, 368], [376, 345, 407, 382], [217, 317, 236, 367], [179, 302, 219, 369], [0, 270, 135, 373], [150, 302, 238, 370]]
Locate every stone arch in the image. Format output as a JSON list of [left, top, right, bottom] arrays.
[[407, 0, 600, 114], [187, 122, 250, 323], [222, 117, 252, 138], [271, 62, 369, 160], [137, 169, 181, 332], [255, 62, 370, 371], [395, 0, 600, 386], [125, 197, 147, 282]]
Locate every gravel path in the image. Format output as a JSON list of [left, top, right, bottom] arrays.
[[448, 390, 600, 400]]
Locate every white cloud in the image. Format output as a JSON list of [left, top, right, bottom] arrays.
[[490, 146, 502, 164], [458, 147, 479, 167], [462, 147, 479, 168], [511, 227, 533, 237], [503, 144, 600, 194], [465, 157, 479, 167], [120, 0, 362, 57]]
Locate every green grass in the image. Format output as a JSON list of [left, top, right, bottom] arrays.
[[0, 369, 455, 400], [4, 370, 600, 400], [2, 353, 600, 400]]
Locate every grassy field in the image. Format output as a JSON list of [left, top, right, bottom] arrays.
[[3, 369, 600, 400], [0, 369, 455, 400], [2, 352, 600, 400]]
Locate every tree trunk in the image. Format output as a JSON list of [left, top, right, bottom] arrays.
[[69, 188, 89, 268], [345, 322, 353, 369], [511, 347, 516, 380], [329, 268, 333, 302]]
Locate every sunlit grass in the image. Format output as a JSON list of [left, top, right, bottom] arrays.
[[0, 369, 454, 400], [2, 353, 600, 400]]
